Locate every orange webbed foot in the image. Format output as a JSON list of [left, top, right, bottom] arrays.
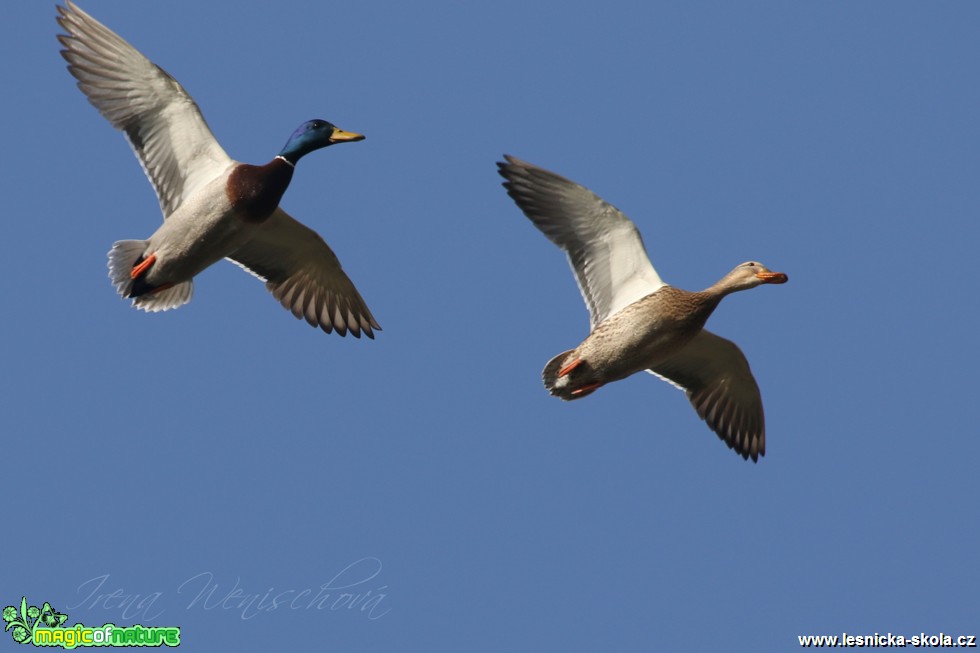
[[130, 253, 157, 280], [571, 382, 603, 396], [558, 358, 585, 377]]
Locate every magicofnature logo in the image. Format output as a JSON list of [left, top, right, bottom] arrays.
[[2, 597, 179, 649], [3, 599, 66, 645]]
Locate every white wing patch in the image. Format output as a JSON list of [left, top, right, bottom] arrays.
[[498, 156, 665, 327], [58, 1, 233, 219]]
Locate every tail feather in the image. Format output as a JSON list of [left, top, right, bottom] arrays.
[[106, 240, 193, 313], [133, 282, 193, 313], [107, 240, 147, 299]]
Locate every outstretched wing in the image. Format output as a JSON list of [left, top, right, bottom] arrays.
[[228, 208, 380, 339], [58, 1, 233, 218], [649, 330, 766, 461], [498, 155, 665, 328]]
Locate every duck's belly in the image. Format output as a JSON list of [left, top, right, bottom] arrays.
[[577, 308, 702, 383], [143, 193, 262, 284]]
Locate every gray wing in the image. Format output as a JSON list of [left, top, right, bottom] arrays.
[[58, 1, 233, 218], [497, 155, 665, 328], [648, 330, 766, 462], [228, 208, 380, 339]]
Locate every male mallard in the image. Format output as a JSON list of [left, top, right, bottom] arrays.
[[497, 156, 788, 461], [57, 1, 380, 338]]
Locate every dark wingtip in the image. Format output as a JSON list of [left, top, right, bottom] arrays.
[[496, 154, 524, 182]]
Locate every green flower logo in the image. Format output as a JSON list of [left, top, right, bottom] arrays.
[[11, 626, 28, 644], [2, 597, 68, 645]]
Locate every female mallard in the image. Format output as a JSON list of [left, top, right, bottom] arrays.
[[497, 155, 788, 461], [57, 1, 380, 338]]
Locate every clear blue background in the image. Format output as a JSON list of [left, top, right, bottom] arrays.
[[2, 1, 977, 651]]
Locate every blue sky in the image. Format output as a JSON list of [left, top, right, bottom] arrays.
[[2, 1, 978, 650]]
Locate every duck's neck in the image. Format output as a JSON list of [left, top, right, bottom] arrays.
[[702, 275, 752, 302], [681, 277, 750, 328], [677, 287, 725, 330], [225, 158, 295, 222], [632, 286, 722, 334]]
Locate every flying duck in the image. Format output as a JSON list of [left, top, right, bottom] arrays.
[[497, 155, 788, 461], [57, 1, 380, 338]]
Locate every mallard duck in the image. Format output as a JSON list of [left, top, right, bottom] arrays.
[[497, 155, 788, 461], [57, 1, 380, 338]]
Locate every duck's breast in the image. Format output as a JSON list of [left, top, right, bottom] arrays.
[[225, 158, 294, 221], [144, 173, 264, 283], [578, 288, 717, 381]]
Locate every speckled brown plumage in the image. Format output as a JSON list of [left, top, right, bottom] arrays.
[[499, 155, 788, 462], [546, 287, 722, 390]]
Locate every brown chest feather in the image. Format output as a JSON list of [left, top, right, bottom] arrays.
[[225, 159, 294, 221]]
